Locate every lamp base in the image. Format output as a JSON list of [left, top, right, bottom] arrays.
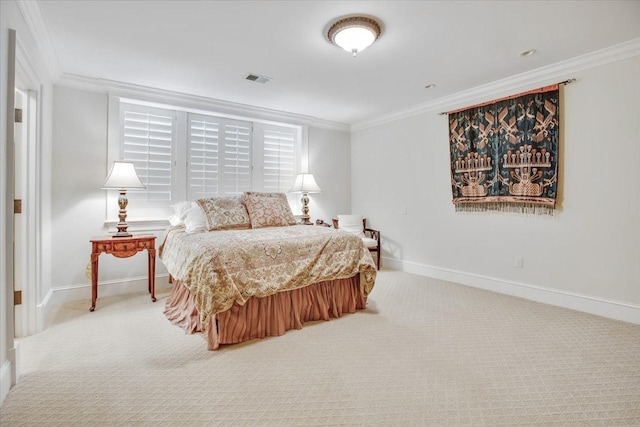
[[113, 191, 131, 238], [300, 192, 313, 225]]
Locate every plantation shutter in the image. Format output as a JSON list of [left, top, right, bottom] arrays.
[[262, 125, 297, 193], [221, 120, 252, 195], [187, 115, 252, 198], [187, 114, 220, 200], [116, 99, 303, 213], [121, 104, 174, 202]]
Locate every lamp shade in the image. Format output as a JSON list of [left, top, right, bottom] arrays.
[[289, 173, 322, 193], [102, 161, 145, 189], [328, 16, 381, 57]]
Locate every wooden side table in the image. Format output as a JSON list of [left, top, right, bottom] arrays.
[[90, 234, 157, 311]]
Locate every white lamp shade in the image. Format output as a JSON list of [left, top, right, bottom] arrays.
[[102, 161, 145, 189], [289, 173, 322, 193]]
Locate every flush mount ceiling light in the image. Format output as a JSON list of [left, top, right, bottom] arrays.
[[327, 16, 381, 57], [519, 49, 537, 57]]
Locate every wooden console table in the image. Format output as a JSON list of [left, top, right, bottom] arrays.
[[90, 234, 157, 311]]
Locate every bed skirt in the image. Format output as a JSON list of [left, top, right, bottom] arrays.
[[164, 275, 367, 350]]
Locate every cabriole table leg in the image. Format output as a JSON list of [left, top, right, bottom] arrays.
[[148, 248, 156, 302], [90, 252, 99, 311]]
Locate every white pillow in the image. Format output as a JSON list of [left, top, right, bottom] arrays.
[[171, 201, 193, 221], [168, 214, 183, 227], [168, 201, 193, 226], [337, 214, 365, 238], [184, 205, 207, 233]]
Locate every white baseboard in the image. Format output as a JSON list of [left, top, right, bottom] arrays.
[[51, 274, 172, 305], [382, 256, 640, 325], [36, 288, 54, 333], [0, 343, 19, 405], [0, 360, 11, 405]]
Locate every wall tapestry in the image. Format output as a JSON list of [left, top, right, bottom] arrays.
[[448, 84, 559, 214]]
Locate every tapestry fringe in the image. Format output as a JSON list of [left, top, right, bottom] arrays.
[[455, 203, 555, 216]]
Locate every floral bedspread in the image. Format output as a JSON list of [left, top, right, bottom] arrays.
[[159, 225, 377, 329]]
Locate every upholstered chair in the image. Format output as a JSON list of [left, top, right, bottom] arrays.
[[332, 214, 381, 270]]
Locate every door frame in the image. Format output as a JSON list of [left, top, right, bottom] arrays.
[[13, 33, 43, 338], [2, 28, 45, 398], [4, 28, 18, 391]]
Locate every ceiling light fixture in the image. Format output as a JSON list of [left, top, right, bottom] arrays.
[[424, 84, 436, 89], [327, 16, 381, 57]]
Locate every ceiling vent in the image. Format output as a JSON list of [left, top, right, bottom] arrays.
[[245, 73, 272, 84]]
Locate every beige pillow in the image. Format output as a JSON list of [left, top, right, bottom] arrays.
[[196, 196, 251, 231], [243, 192, 297, 228]]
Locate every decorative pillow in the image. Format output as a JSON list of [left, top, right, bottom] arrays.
[[183, 204, 207, 233], [337, 214, 365, 238], [196, 196, 251, 231], [244, 191, 292, 200], [243, 192, 297, 228]]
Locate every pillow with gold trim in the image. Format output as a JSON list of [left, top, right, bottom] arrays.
[[243, 192, 297, 228], [196, 196, 251, 231]]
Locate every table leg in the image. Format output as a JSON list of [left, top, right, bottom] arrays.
[[90, 253, 99, 311], [148, 248, 156, 302]]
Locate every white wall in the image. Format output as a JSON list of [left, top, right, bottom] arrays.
[[306, 126, 351, 223], [51, 86, 168, 301], [1, 0, 53, 404], [351, 56, 640, 320], [50, 85, 351, 300]]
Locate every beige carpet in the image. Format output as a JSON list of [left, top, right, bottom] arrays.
[[1, 271, 639, 426]]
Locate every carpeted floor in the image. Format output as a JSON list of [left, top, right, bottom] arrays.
[[1, 271, 639, 426]]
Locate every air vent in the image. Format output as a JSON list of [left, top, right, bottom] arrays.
[[245, 73, 272, 84]]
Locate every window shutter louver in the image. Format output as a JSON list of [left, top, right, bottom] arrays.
[[222, 121, 252, 195], [121, 107, 174, 202], [187, 115, 220, 200], [187, 115, 252, 198], [262, 126, 297, 193]]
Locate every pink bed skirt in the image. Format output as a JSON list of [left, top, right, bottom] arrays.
[[164, 276, 367, 350]]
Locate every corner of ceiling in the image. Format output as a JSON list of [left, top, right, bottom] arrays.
[[16, 0, 63, 81], [350, 37, 640, 132]]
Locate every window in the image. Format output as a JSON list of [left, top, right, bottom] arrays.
[[121, 104, 175, 202], [187, 114, 253, 199], [262, 125, 297, 193], [110, 100, 303, 219]]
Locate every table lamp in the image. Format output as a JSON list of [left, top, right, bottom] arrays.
[[102, 161, 145, 237], [289, 173, 322, 225]]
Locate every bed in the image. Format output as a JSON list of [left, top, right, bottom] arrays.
[[159, 193, 377, 350]]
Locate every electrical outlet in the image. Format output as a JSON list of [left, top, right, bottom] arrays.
[[514, 256, 523, 268]]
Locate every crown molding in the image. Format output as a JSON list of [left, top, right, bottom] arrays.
[[15, 0, 62, 80], [351, 38, 640, 132], [55, 73, 350, 132]]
